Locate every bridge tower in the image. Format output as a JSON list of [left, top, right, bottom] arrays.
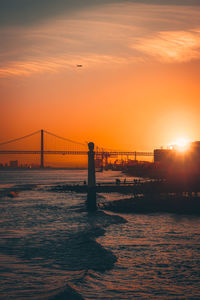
[[41, 129, 44, 168]]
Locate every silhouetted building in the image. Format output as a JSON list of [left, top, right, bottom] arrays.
[[9, 160, 18, 168], [154, 141, 200, 179], [154, 149, 175, 164]]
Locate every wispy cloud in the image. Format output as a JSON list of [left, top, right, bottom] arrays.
[[133, 30, 200, 62], [0, 3, 200, 78], [0, 54, 130, 78]]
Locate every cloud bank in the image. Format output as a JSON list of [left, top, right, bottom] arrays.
[[133, 30, 200, 62], [0, 2, 200, 77]]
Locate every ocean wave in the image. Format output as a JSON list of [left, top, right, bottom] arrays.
[[47, 283, 84, 300], [0, 211, 123, 273]]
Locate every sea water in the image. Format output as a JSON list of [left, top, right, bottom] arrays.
[[0, 169, 200, 299]]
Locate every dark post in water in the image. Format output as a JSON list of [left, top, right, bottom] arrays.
[[41, 129, 44, 168], [87, 142, 96, 211]]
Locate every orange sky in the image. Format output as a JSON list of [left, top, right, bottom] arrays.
[[1, 2, 200, 165]]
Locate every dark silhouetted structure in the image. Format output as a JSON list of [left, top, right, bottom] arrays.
[[154, 141, 200, 181], [87, 142, 96, 211]]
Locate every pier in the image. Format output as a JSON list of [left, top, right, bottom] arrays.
[[52, 178, 200, 215], [53, 179, 200, 194]]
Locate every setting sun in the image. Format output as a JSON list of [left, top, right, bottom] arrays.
[[173, 138, 191, 152]]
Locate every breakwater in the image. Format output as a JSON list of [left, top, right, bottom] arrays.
[[53, 180, 200, 215]]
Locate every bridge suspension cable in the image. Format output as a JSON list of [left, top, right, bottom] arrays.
[[0, 130, 41, 146], [44, 130, 86, 147]]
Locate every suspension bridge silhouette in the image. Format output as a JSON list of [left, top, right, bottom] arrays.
[[0, 129, 153, 168]]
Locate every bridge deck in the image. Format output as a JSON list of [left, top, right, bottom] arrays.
[[0, 150, 153, 156]]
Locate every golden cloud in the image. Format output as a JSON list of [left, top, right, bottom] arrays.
[[133, 29, 200, 62]]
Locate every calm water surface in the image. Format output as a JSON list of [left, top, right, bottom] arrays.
[[0, 169, 200, 299]]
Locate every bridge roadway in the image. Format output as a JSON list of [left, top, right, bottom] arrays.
[[0, 150, 153, 156]]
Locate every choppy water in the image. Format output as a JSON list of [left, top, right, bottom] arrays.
[[0, 169, 200, 299]]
